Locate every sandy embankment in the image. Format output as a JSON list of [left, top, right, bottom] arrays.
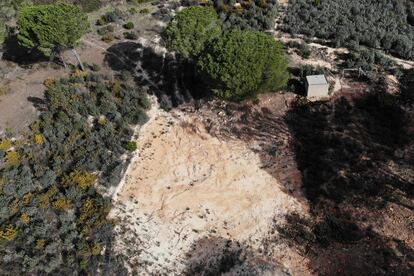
[[109, 101, 305, 274]]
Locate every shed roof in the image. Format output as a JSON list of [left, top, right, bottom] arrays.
[[306, 75, 328, 85]]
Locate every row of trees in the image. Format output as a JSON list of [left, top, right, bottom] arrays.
[[163, 6, 288, 101], [281, 0, 414, 60]]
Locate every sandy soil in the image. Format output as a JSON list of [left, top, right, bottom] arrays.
[[109, 101, 306, 275], [0, 63, 65, 133]]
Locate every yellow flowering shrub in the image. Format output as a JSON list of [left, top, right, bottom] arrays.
[[110, 81, 121, 97], [72, 69, 87, 79], [43, 77, 55, 88], [34, 134, 44, 145], [5, 151, 20, 167], [52, 197, 72, 210], [20, 213, 30, 224], [35, 239, 45, 250], [0, 225, 17, 241], [91, 243, 102, 256], [68, 171, 97, 190], [23, 192, 33, 205], [0, 139, 12, 150]]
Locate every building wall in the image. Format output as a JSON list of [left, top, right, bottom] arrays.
[[307, 84, 330, 98]]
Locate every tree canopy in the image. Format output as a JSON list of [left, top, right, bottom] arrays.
[[163, 6, 222, 59], [17, 2, 89, 53], [197, 29, 288, 101]]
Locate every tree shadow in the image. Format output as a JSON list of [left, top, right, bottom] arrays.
[[284, 90, 412, 208], [400, 68, 414, 103], [2, 34, 49, 66], [274, 212, 414, 275], [182, 236, 288, 276], [27, 96, 47, 111], [104, 42, 210, 110], [194, 85, 413, 274], [275, 86, 414, 274]]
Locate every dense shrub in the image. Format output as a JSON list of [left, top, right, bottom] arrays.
[[126, 141, 137, 151], [73, 0, 102, 12], [127, 0, 153, 4], [123, 31, 138, 40], [0, 73, 149, 274], [140, 8, 150, 14], [100, 9, 124, 24], [297, 64, 329, 79], [340, 48, 403, 79], [163, 6, 222, 58], [286, 41, 311, 59], [281, 0, 414, 60], [0, 1, 18, 44], [123, 22, 135, 30], [102, 33, 115, 42], [197, 29, 288, 101], [97, 25, 114, 36], [182, 0, 278, 31], [90, 63, 101, 71]]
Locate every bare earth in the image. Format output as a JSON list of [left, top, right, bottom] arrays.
[[109, 101, 307, 275]]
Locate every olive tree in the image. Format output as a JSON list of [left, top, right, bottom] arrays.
[[17, 2, 89, 69], [197, 29, 288, 101]]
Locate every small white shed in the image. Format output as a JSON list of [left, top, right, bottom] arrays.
[[306, 75, 329, 99]]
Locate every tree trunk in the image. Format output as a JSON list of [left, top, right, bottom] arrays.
[[72, 48, 85, 71], [58, 50, 67, 69]]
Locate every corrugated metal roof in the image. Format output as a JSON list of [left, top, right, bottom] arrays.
[[306, 75, 328, 85]]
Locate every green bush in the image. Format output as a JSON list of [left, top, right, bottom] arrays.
[[140, 8, 149, 14], [282, 0, 414, 59], [163, 6, 222, 59], [101, 33, 115, 43], [120, 70, 131, 81], [287, 41, 311, 59], [74, 0, 101, 12], [96, 17, 105, 26], [126, 141, 137, 151], [197, 29, 288, 101], [100, 9, 123, 24], [97, 25, 114, 36], [90, 63, 101, 72], [184, 0, 278, 31], [123, 22, 134, 30], [123, 31, 138, 40]]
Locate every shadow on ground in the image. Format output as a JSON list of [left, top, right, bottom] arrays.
[[182, 236, 288, 276], [2, 34, 49, 66], [190, 77, 414, 274], [104, 42, 210, 110], [278, 79, 414, 274]]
